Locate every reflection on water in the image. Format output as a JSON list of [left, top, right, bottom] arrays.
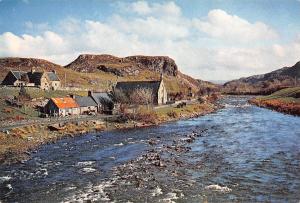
[[0, 96, 299, 202]]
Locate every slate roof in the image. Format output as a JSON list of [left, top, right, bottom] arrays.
[[115, 81, 161, 94], [27, 72, 44, 84], [51, 97, 79, 109], [9, 70, 60, 83], [11, 71, 27, 80], [74, 95, 98, 107], [91, 92, 114, 106], [47, 72, 60, 81]]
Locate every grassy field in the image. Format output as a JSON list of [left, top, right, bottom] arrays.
[[250, 87, 300, 115], [256, 87, 300, 103], [0, 87, 88, 120]]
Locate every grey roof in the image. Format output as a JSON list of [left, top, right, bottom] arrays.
[[27, 72, 44, 84], [115, 81, 161, 94], [74, 95, 98, 107], [47, 72, 60, 81], [11, 71, 27, 80], [10, 70, 60, 83], [91, 92, 113, 105]]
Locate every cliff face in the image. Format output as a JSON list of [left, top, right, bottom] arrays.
[[64, 54, 178, 77], [223, 61, 300, 95]]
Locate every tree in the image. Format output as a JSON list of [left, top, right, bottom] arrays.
[[111, 89, 129, 104], [129, 88, 153, 106], [17, 86, 31, 114]]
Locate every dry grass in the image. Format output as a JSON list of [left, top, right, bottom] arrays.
[[251, 87, 300, 116]]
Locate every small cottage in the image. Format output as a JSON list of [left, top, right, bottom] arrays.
[[44, 97, 80, 117], [114, 75, 167, 105], [72, 95, 98, 115]]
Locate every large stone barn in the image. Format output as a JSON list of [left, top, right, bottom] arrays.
[[2, 69, 61, 90], [44, 97, 80, 117], [114, 77, 167, 105]]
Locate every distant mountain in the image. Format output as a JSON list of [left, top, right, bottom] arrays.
[[223, 61, 300, 95]]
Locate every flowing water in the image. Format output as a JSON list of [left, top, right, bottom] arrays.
[[0, 96, 299, 202]]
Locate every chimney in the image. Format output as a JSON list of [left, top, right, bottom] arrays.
[[31, 67, 35, 74], [52, 70, 56, 74], [88, 90, 93, 97], [70, 94, 75, 99]]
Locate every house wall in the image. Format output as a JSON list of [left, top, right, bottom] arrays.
[[157, 81, 168, 105], [13, 80, 26, 87], [79, 106, 98, 114], [40, 74, 50, 90], [59, 108, 80, 117], [51, 81, 61, 90], [44, 100, 59, 116]]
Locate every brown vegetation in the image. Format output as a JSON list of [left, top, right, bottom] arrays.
[[250, 98, 300, 116]]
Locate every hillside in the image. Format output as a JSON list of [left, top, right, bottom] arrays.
[[250, 87, 300, 116], [223, 61, 300, 95], [64, 54, 204, 93], [0, 55, 209, 94], [64, 54, 178, 76]]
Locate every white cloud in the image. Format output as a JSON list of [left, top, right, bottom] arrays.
[[193, 9, 278, 43], [125, 1, 181, 17], [0, 1, 298, 80]]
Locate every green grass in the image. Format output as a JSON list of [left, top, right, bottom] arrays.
[[0, 87, 89, 120], [0, 87, 87, 99], [256, 87, 300, 103]]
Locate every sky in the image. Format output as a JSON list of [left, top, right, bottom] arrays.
[[0, 0, 300, 81]]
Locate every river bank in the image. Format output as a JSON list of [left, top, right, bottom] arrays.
[[2, 96, 299, 202], [249, 87, 300, 116], [0, 101, 219, 164]]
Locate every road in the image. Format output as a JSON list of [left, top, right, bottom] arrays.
[[0, 114, 116, 131]]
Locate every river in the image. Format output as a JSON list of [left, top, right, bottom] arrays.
[[0, 96, 299, 202]]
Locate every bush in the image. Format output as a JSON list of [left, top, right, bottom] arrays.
[[167, 110, 178, 118], [125, 106, 158, 124]]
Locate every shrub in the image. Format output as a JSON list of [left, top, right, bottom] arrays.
[[124, 106, 158, 124], [167, 110, 178, 118]]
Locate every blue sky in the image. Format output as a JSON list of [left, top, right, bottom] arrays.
[[0, 0, 300, 80]]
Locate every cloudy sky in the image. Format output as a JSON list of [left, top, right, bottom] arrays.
[[0, 0, 300, 81]]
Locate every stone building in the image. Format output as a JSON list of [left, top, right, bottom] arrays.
[[114, 75, 167, 105], [2, 69, 61, 90], [71, 95, 98, 115], [89, 91, 115, 114]]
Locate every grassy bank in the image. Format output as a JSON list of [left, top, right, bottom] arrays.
[[249, 87, 300, 116], [0, 87, 87, 121], [0, 101, 219, 164]]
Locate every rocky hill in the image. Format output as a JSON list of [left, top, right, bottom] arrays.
[[0, 55, 208, 94], [223, 61, 300, 95], [0, 57, 61, 72], [65, 54, 178, 77]]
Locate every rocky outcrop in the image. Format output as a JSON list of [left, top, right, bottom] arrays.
[[64, 54, 178, 77], [223, 61, 300, 95], [0, 57, 63, 81], [0, 57, 62, 71]]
